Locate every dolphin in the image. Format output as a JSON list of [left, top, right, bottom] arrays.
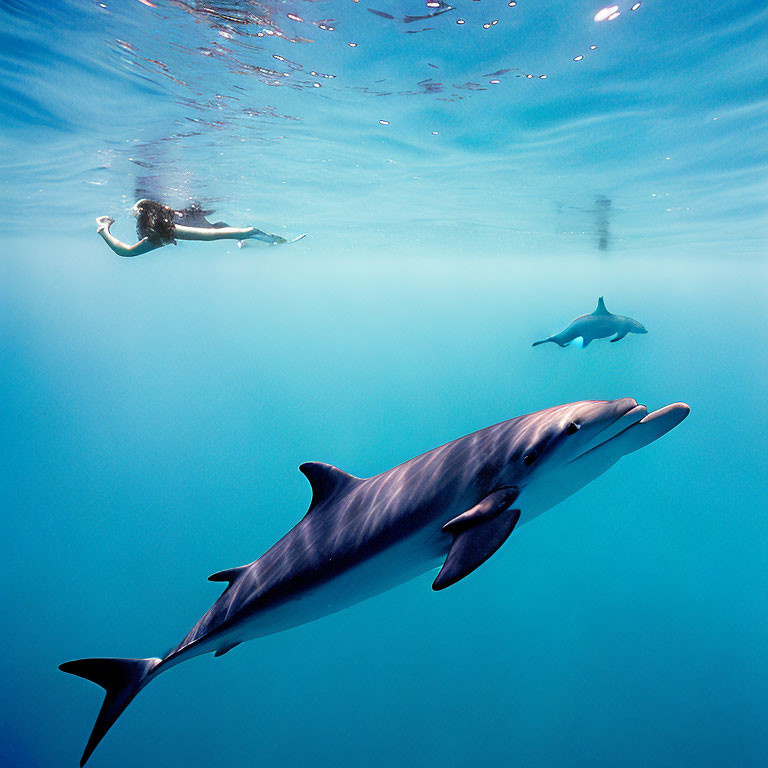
[[60, 397, 689, 765], [533, 297, 648, 348]]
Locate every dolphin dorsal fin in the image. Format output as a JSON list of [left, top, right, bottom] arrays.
[[592, 296, 611, 315], [300, 462, 359, 513], [208, 565, 247, 584]]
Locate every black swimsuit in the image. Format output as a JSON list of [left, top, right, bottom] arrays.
[[173, 203, 228, 229]]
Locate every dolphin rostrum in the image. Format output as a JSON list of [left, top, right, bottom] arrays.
[[61, 397, 689, 765], [533, 297, 648, 348]]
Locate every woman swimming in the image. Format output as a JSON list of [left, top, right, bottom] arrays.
[[96, 199, 301, 257]]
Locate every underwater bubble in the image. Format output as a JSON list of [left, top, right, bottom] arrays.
[[590, 45, 597, 50], [574, 55, 583, 61], [508, 1, 517, 6], [594, 5, 619, 22], [456, 19, 465, 24], [608, 11, 620, 19], [631, 2, 641, 9], [348, 42, 358, 47], [287, 13, 303, 22], [490, 79, 500, 84], [539, 74, 547, 79], [379, 120, 390, 125]]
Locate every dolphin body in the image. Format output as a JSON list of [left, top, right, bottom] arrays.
[[533, 297, 648, 348], [61, 397, 689, 765]]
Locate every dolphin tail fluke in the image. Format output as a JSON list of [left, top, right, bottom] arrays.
[[532, 337, 568, 348], [59, 656, 161, 766]]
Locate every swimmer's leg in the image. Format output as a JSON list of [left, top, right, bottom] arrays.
[[250, 229, 288, 244], [238, 229, 293, 247]]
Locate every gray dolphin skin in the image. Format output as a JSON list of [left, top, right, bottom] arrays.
[[533, 297, 648, 348], [60, 397, 689, 765]]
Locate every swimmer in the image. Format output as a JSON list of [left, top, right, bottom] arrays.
[[96, 199, 304, 257]]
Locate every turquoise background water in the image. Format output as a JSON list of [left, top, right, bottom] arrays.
[[1, 1, 767, 767]]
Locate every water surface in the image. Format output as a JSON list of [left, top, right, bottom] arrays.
[[1, 2, 767, 767]]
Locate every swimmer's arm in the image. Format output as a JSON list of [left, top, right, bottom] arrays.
[[96, 217, 158, 257], [174, 223, 285, 244]]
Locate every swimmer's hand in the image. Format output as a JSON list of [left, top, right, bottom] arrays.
[[96, 216, 114, 234]]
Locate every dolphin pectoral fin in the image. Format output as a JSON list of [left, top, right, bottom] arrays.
[[610, 331, 628, 343], [581, 337, 593, 348], [214, 642, 241, 658], [432, 509, 521, 590], [432, 488, 520, 591]]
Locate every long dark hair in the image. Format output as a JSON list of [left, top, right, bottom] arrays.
[[134, 199, 176, 245]]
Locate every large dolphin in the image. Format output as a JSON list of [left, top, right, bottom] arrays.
[[533, 297, 648, 348], [61, 397, 689, 765]]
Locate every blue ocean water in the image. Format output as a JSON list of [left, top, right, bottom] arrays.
[[1, 1, 767, 766]]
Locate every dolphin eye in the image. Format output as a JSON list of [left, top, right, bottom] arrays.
[[523, 451, 537, 466], [565, 422, 580, 435]]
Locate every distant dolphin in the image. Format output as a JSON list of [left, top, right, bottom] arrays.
[[533, 297, 648, 348], [61, 397, 689, 765]]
